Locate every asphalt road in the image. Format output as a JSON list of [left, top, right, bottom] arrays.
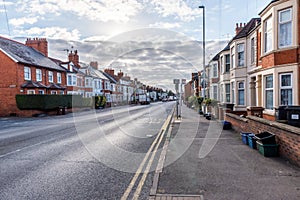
[[0, 101, 175, 200]]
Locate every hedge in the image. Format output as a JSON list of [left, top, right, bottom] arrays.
[[15, 94, 93, 110]]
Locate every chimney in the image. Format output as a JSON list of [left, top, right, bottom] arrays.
[[117, 70, 124, 79], [68, 50, 80, 67], [235, 22, 245, 35], [104, 68, 115, 77], [90, 61, 98, 69], [25, 38, 48, 57]]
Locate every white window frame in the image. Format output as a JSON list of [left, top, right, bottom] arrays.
[[225, 83, 230, 103], [212, 85, 218, 100], [27, 90, 35, 94], [265, 75, 274, 110], [48, 71, 53, 83], [38, 90, 44, 94], [36, 69, 42, 82], [212, 63, 218, 78], [264, 17, 273, 53], [231, 47, 235, 68], [24, 66, 31, 80], [278, 8, 292, 48], [280, 73, 293, 105], [250, 37, 255, 64], [231, 82, 235, 104], [237, 43, 245, 67], [225, 54, 230, 73], [238, 81, 245, 105], [51, 91, 57, 95], [57, 72, 62, 84]]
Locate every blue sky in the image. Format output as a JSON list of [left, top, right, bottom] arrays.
[[0, 0, 271, 90]]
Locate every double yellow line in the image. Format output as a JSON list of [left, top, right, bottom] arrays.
[[121, 113, 173, 200]]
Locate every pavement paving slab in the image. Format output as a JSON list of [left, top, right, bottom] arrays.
[[152, 105, 300, 200]]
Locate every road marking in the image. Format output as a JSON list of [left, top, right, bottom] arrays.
[[121, 112, 173, 200]]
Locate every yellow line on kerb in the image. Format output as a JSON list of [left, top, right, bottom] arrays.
[[121, 113, 173, 200]]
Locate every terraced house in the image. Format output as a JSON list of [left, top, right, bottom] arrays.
[[0, 36, 67, 116], [207, 0, 300, 121]]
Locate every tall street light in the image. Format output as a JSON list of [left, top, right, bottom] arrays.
[[199, 5, 205, 99]]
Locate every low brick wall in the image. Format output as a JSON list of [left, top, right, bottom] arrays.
[[225, 113, 300, 167]]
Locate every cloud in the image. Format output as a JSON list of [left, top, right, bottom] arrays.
[[149, 0, 201, 22], [149, 22, 181, 29], [16, 0, 143, 23], [9, 17, 38, 26], [21, 27, 81, 40]]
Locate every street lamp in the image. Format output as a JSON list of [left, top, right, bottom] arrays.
[[199, 5, 205, 99]]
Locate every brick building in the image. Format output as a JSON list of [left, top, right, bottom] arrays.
[[204, 0, 300, 121], [0, 36, 67, 116]]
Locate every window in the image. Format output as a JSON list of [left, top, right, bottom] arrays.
[[51, 91, 57, 94], [279, 8, 292, 48], [24, 66, 31, 80], [48, 71, 53, 82], [220, 56, 223, 74], [212, 85, 218, 100], [36, 69, 42, 82], [231, 47, 235, 68], [225, 54, 230, 72], [265, 75, 273, 109], [67, 74, 76, 86], [251, 38, 255, 64], [264, 17, 272, 53], [220, 84, 224, 102], [27, 90, 35, 94], [280, 73, 292, 105], [38, 90, 44, 94], [57, 72, 61, 84], [238, 82, 245, 105], [225, 83, 230, 103], [212, 64, 218, 78], [237, 43, 245, 67], [231, 82, 235, 104], [85, 78, 90, 87]]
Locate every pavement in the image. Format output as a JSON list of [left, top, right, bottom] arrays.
[[149, 104, 300, 200]]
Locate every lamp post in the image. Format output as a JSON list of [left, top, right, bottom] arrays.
[[199, 5, 206, 113], [199, 5, 205, 99]]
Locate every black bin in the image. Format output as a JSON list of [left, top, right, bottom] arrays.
[[275, 106, 287, 121], [285, 106, 300, 128], [253, 132, 276, 144]]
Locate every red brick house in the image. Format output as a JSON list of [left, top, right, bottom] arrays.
[[0, 36, 67, 116]]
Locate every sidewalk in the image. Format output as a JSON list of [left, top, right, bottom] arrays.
[[150, 104, 300, 200]]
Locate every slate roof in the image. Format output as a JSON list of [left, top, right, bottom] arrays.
[[0, 36, 65, 72], [232, 18, 261, 41], [101, 71, 118, 84], [21, 81, 47, 88]]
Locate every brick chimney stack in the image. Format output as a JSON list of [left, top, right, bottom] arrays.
[[117, 70, 124, 79], [25, 38, 48, 57], [235, 22, 246, 35], [104, 68, 115, 77], [68, 50, 80, 67]]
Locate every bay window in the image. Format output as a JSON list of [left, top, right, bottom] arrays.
[[280, 73, 292, 105], [279, 8, 292, 48], [265, 75, 273, 109]]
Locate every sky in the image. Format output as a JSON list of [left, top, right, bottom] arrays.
[[0, 0, 271, 90]]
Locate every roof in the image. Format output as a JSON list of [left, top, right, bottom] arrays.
[[101, 71, 118, 83], [259, 0, 279, 15], [0, 36, 65, 72], [232, 18, 260, 41]]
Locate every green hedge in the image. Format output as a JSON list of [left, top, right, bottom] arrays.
[[16, 95, 93, 110]]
